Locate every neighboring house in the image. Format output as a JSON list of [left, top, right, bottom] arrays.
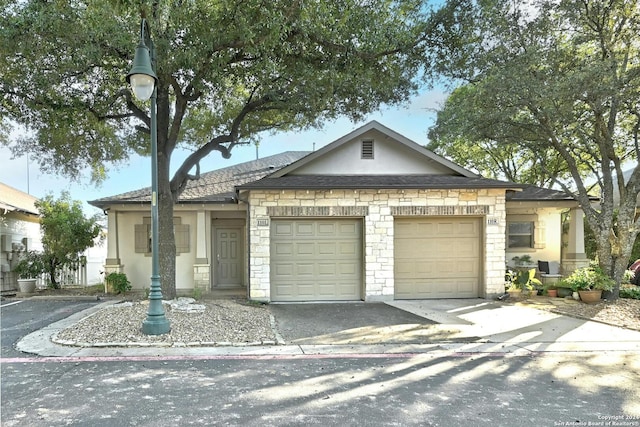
[[0, 183, 43, 292], [90, 121, 590, 301], [0, 183, 107, 291]]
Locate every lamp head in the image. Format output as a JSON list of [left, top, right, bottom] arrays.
[[126, 42, 157, 101]]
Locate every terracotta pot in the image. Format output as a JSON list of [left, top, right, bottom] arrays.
[[547, 289, 558, 297], [578, 290, 602, 304], [507, 289, 522, 299]]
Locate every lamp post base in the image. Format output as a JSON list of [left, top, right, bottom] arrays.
[[142, 316, 171, 335], [142, 275, 171, 335]]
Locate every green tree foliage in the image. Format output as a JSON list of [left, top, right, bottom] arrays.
[[426, 0, 640, 297], [0, 0, 438, 298], [36, 193, 103, 288]]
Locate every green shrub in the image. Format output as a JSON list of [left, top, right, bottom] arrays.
[[558, 264, 614, 291], [13, 251, 46, 279], [105, 272, 131, 294], [620, 287, 640, 300]]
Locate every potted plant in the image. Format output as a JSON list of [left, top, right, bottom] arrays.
[[12, 250, 45, 293], [506, 268, 542, 298], [543, 283, 558, 297], [512, 255, 534, 267], [558, 264, 614, 304]]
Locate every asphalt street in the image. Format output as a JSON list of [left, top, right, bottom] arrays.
[[3, 352, 639, 426], [1, 299, 100, 358], [2, 299, 640, 426]]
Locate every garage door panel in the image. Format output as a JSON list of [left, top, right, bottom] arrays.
[[317, 263, 336, 276], [274, 263, 294, 277], [457, 222, 478, 235], [436, 222, 455, 235], [273, 242, 293, 256], [317, 242, 336, 255], [339, 242, 358, 255], [338, 222, 359, 235], [297, 263, 314, 276], [274, 223, 293, 236], [296, 223, 315, 235], [457, 260, 479, 276], [395, 218, 481, 299], [271, 219, 362, 301], [296, 243, 315, 256]]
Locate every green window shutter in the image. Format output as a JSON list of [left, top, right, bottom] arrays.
[[135, 224, 150, 253], [175, 224, 190, 254]]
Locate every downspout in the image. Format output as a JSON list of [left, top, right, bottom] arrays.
[[235, 189, 251, 300]]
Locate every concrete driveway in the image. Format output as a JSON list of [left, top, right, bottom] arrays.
[[269, 299, 640, 353], [268, 303, 445, 345]]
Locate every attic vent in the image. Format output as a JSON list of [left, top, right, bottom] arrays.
[[361, 140, 374, 159]]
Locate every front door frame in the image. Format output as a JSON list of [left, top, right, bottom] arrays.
[[212, 219, 245, 288]]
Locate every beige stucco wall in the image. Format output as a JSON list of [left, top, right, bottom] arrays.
[[110, 210, 199, 290], [505, 206, 564, 268], [246, 188, 508, 302]]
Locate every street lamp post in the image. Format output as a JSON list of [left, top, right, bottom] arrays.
[[126, 18, 170, 335]]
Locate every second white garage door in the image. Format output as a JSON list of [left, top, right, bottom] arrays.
[[394, 217, 482, 299], [271, 219, 362, 302]]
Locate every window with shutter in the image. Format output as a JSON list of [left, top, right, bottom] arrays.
[[134, 217, 190, 254], [175, 223, 190, 253], [134, 223, 150, 253]]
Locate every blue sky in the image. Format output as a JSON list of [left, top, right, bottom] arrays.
[[0, 88, 447, 215]]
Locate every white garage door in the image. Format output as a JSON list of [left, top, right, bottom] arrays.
[[271, 219, 362, 302], [394, 217, 482, 299]]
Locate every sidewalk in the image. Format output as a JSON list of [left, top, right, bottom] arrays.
[[15, 298, 640, 358]]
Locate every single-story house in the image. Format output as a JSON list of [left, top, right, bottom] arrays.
[[90, 121, 590, 301]]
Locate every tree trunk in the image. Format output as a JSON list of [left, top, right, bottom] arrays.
[[593, 220, 637, 301], [157, 141, 177, 300]]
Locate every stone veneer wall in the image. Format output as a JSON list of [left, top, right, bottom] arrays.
[[193, 264, 210, 291], [247, 188, 507, 302]]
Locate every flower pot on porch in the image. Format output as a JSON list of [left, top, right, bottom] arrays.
[[547, 289, 558, 297], [17, 279, 37, 293], [557, 287, 572, 298], [507, 289, 522, 299], [578, 290, 602, 304]]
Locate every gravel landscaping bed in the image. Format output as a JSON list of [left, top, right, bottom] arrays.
[[54, 299, 278, 347], [516, 297, 640, 332]]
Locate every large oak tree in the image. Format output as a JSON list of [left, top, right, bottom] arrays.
[[1, 0, 438, 298], [426, 0, 640, 296]]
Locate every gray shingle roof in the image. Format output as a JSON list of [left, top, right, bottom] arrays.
[[88, 151, 310, 208], [89, 150, 590, 208], [238, 175, 523, 190], [506, 185, 594, 202]]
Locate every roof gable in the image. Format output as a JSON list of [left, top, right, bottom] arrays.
[[272, 121, 479, 178]]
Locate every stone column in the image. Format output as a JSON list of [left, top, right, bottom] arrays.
[[563, 207, 589, 274]]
